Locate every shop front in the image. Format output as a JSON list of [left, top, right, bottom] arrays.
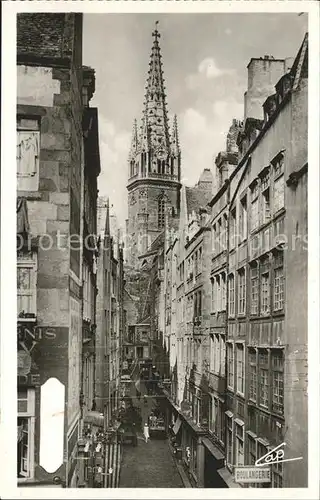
[[202, 437, 227, 488]]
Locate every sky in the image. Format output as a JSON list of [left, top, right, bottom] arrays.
[[83, 13, 307, 228]]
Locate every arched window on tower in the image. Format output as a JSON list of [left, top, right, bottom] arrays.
[[157, 159, 161, 174], [161, 160, 165, 175], [130, 160, 134, 177], [171, 157, 174, 176], [141, 152, 146, 176], [158, 197, 165, 229]]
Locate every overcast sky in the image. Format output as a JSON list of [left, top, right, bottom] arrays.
[[83, 13, 307, 228]]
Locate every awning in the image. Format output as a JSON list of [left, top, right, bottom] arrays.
[[217, 467, 242, 488], [173, 416, 182, 435], [202, 437, 224, 468]]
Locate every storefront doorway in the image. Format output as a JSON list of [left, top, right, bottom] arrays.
[[204, 447, 228, 488]]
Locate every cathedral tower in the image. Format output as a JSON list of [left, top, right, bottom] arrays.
[[126, 23, 182, 268]]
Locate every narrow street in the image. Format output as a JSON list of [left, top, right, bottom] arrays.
[[119, 378, 183, 488]]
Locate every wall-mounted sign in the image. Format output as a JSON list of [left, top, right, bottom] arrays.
[[235, 466, 271, 484], [17, 323, 57, 355], [40, 377, 65, 474]]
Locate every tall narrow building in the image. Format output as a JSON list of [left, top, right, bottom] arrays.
[[126, 24, 182, 268]]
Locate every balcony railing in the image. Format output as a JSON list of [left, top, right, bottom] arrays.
[[148, 172, 178, 180]]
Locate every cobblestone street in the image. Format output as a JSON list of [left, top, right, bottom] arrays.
[[119, 379, 184, 488], [119, 432, 183, 488]]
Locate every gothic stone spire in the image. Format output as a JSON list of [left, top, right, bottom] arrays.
[[139, 22, 171, 157]]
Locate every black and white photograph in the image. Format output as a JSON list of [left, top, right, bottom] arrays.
[[1, 1, 319, 498]]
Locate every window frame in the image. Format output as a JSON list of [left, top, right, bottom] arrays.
[[273, 174, 285, 214], [248, 348, 257, 402], [250, 263, 259, 316], [227, 342, 234, 390], [271, 349, 284, 415], [228, 273, 235, 317], [236, 342, 245, 396], [235, 420, 245, 466], [18, 388, 35, 480], [17, 252, 37, 317], [226, 414, 234, 467], [237, 268, 246, 316]]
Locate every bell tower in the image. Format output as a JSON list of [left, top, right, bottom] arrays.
[[126, 22, 182, 268]]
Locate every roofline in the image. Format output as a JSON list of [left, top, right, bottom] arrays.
[[246, 57, 285, 68]]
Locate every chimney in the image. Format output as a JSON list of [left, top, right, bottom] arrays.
[[244, 56, 286, 121]]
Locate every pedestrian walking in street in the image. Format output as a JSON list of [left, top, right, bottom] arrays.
[[143, 423, 150, 443]]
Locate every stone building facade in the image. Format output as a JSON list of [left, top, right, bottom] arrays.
[[224, 34, 308, 489], [96, 197, 124, 425], [17, 13, 100, 488], [162, 34, 308, 489]]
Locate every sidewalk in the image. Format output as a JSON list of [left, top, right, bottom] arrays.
[[168, 440, 192, 488]]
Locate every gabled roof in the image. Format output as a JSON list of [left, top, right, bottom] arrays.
[[291, 32, 308, 90]]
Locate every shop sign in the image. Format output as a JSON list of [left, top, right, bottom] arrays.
[[235, 466, 271, 483], [17, 322, 56, 354]]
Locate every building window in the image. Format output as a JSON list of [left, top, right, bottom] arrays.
[[17, 118, 40, 192], [220, 335, 226, 377], [198, 247, 203, 273], [257, 441, 268, 466], [221, 272, 227, 311], [211, 279, 216, 313], [272, 350, 284, 414], [227, 343, 234, 389], [259, 351, 269, 408], [239, 196, 248, 241], [248, 435, 256, 466], [17, 253, 37, 316], [217, 218, 223, 253], [237, 268, 246, 315], [230, 208, 237, 249], [250, 182, 259, 231], [273, 251, 284, 311], [236, 344, 245, 395], [250, 263, 258, 315], [228, 274, 235, 316], [216, 275, 221, 311], [235, 422, 245, 466], [197, 290, 202, 319], [273, 153, 284, 178], [212, 224, 216, 253], [261, 270, 270, 316], [226, 415, 233, 465], [262, 188, 271, 224], [248, 348, 257, 401], [18, 389, 35, 479], [274, 175, 285, 213], [158, 197, 165, 228]]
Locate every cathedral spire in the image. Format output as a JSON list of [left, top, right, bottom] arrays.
[[140, 21, 171, 156]]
